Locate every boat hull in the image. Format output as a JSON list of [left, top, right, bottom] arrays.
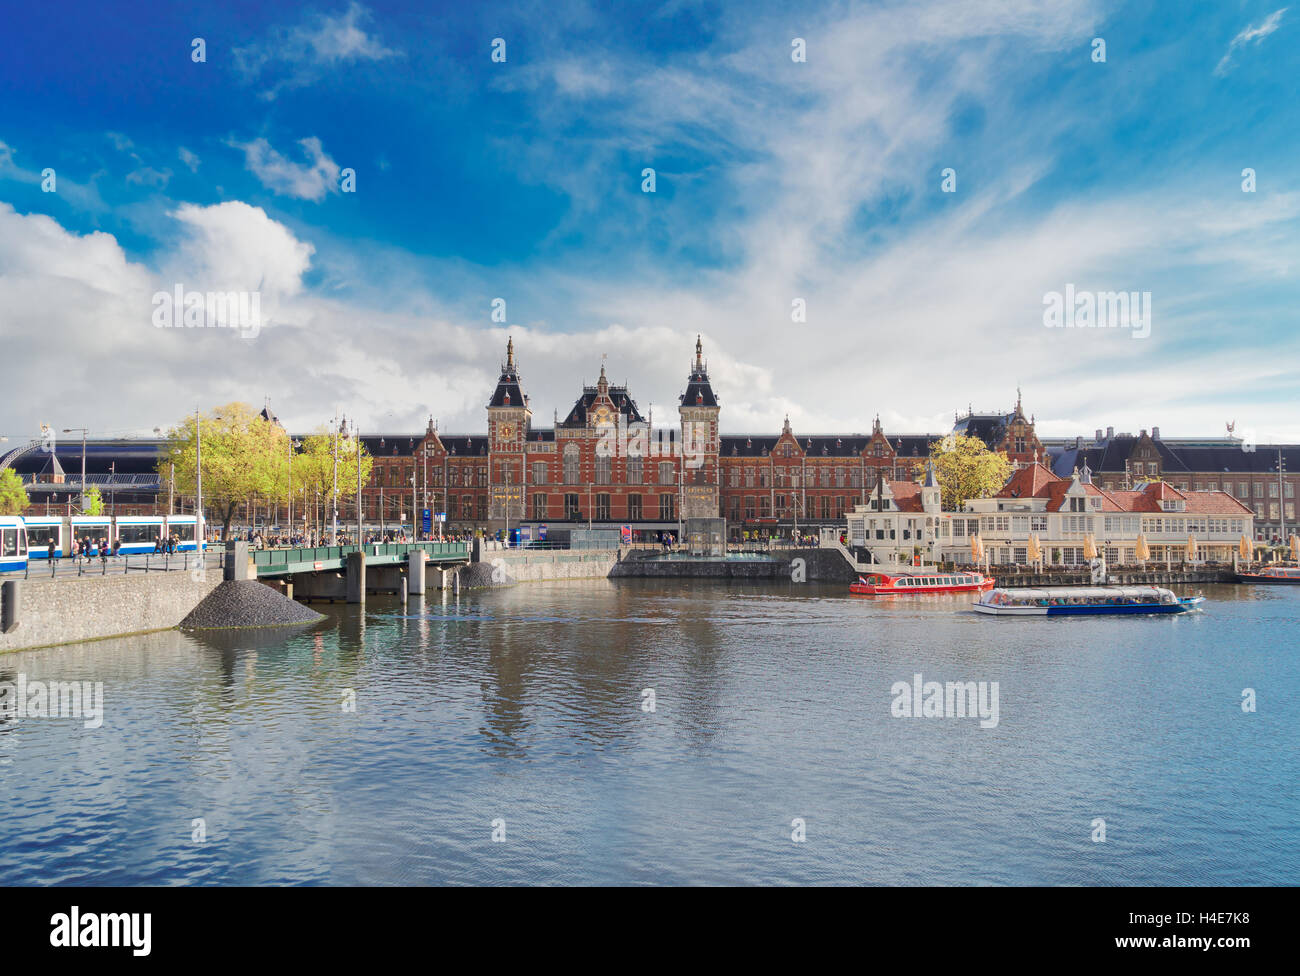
[[974, 597, 1204, 616]]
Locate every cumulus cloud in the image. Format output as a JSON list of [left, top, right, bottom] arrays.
[[1215, 8, 1288, 76], [229, 136, 340, 201]]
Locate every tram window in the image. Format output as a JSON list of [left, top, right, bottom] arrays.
[[1, 529, 15, 557], [26, 526, 55, 547], [118, 524, 161, 543]]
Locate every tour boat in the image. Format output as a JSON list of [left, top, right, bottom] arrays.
[[1236, 565, 1300, 584], [973, 586, 1204, 616], [850, 571, 995, 596]]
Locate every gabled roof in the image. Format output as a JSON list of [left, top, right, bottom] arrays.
[[883, 479, 925, 512], [559, 385, 645, 427], [996, 462, 1062, 498]]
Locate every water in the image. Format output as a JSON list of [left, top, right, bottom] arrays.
[[0, 580, 1295, 885]]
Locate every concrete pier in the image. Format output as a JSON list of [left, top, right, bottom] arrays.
[[408, 551, 426, 594], [346, 550, 366, 604]]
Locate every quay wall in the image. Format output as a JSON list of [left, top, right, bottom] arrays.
[[0, 572, 222, 654], [988, 568, 1236, 587], [609, 548, 857, 582], [461, 549, 620, 587]]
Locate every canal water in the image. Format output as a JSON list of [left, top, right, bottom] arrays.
[[0, 580, 1295, 885]]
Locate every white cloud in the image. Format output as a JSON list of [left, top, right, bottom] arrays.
[[229, 136, 340, 201], [178, 147, 200, 172], [234, 2, 400, 98], [1215, 7, 1288, 76]]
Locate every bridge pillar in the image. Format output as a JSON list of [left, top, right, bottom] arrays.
[[346, 550, 366, 604], [408, 551, 426, 594], [224, 541, 251, 581]]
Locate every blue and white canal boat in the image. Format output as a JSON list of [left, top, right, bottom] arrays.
[[973, 585, 1204, 616]]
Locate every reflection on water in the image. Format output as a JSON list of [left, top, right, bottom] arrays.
[[0, 580, 1296, 885]]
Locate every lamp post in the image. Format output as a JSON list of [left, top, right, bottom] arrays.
[[1275, 449, 1288, 547], [331, 416, 339, 542], [62, 427, 89, 512]]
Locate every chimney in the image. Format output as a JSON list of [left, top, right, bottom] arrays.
[[1140, 429, 1148, 438], [1152, 425, 1160, 440], [1095, 428, 1103, 443], [1106, 426, 1114, 439], [1075, 436, 1083, 449]]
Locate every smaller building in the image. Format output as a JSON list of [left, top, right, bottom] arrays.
[[845, 461, 1255, 567]]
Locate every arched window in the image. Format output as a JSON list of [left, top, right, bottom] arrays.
[[563, 444, 580, 484]]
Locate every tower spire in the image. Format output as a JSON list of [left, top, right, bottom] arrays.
[[695, 334, 703, 371], [506, 336, 514, 370]]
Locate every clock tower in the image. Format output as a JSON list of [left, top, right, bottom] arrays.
[[488, 336, 530, 524]]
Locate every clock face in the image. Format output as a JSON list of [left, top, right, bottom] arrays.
[[499, 423, 514, 439]]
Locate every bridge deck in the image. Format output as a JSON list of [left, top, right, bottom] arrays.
[[253, 541, 469, 577]]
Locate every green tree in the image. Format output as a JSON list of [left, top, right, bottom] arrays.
[[82, 485, 104, 516], [292, 428, 373, 540], [158, 403, 291, 542], [916, 434, 1013, 509], [0, 469, 29, 515]]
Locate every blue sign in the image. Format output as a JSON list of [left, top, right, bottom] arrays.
[[421, 509, 431, 533], [537, 524, 547, 540]]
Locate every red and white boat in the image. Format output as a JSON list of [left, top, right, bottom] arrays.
[[850, 570, 995, 596]]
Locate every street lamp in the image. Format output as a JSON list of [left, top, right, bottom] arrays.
[[62, 427, 89, 511]]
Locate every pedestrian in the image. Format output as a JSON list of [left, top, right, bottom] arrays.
[[47, 538, 55, 560]]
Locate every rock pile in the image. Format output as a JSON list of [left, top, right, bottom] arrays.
[[180, 580, 324, 629]]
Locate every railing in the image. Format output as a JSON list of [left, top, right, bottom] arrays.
[[251, 541, 470, 575]]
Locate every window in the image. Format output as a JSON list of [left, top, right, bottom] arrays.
[[659, 462, 675, 485], [729, 497, 740, 520], [728, 467, 739, 487], [1, 528, 16, 557], [628, 495, 642, 520], [596, 493, 611, 520], [565, 493, 580, 518], [759, 497, 771, 518], [595, 455, 612, 485], [532, 462, 547, 485], [564, 445, 580, 484], [627, 457, 643, 484], [532, 493, 547, 519], [659, 494, 675, 520]]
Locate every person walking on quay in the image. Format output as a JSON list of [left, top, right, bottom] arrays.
[[112, 538, 121, 559], [47, 538, 55, 561]]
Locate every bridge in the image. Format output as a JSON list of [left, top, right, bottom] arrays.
[[235, 540, 471, 602], [251, 541, 468, 577]]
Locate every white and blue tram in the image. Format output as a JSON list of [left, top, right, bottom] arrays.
[[0, 517, 28, 573]]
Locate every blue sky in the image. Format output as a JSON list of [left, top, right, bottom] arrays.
[[0, 0, 1297, 442]]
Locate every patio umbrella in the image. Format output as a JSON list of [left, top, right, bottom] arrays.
[[1185, 533, 1197, 562], [970, 533, 983, 564], [1135, 533, 1150, 563], [1026, 533, 1041, 566], [1238, 534, 1252, 561], [1291, 534, 1299, 561], [1082, 534, 1097, 561]]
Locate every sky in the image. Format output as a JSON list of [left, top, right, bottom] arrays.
[[0, 0, 1297, 445]]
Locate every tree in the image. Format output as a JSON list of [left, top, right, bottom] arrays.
[[916, 434, 1012, 510], [292, 428, 373, 540], [158, 403, 290, 542], [0, 469, 28, 515], [82, 486, 104, 516]]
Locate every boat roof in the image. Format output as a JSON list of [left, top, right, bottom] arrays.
[[987, 586, 1174, 599]]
